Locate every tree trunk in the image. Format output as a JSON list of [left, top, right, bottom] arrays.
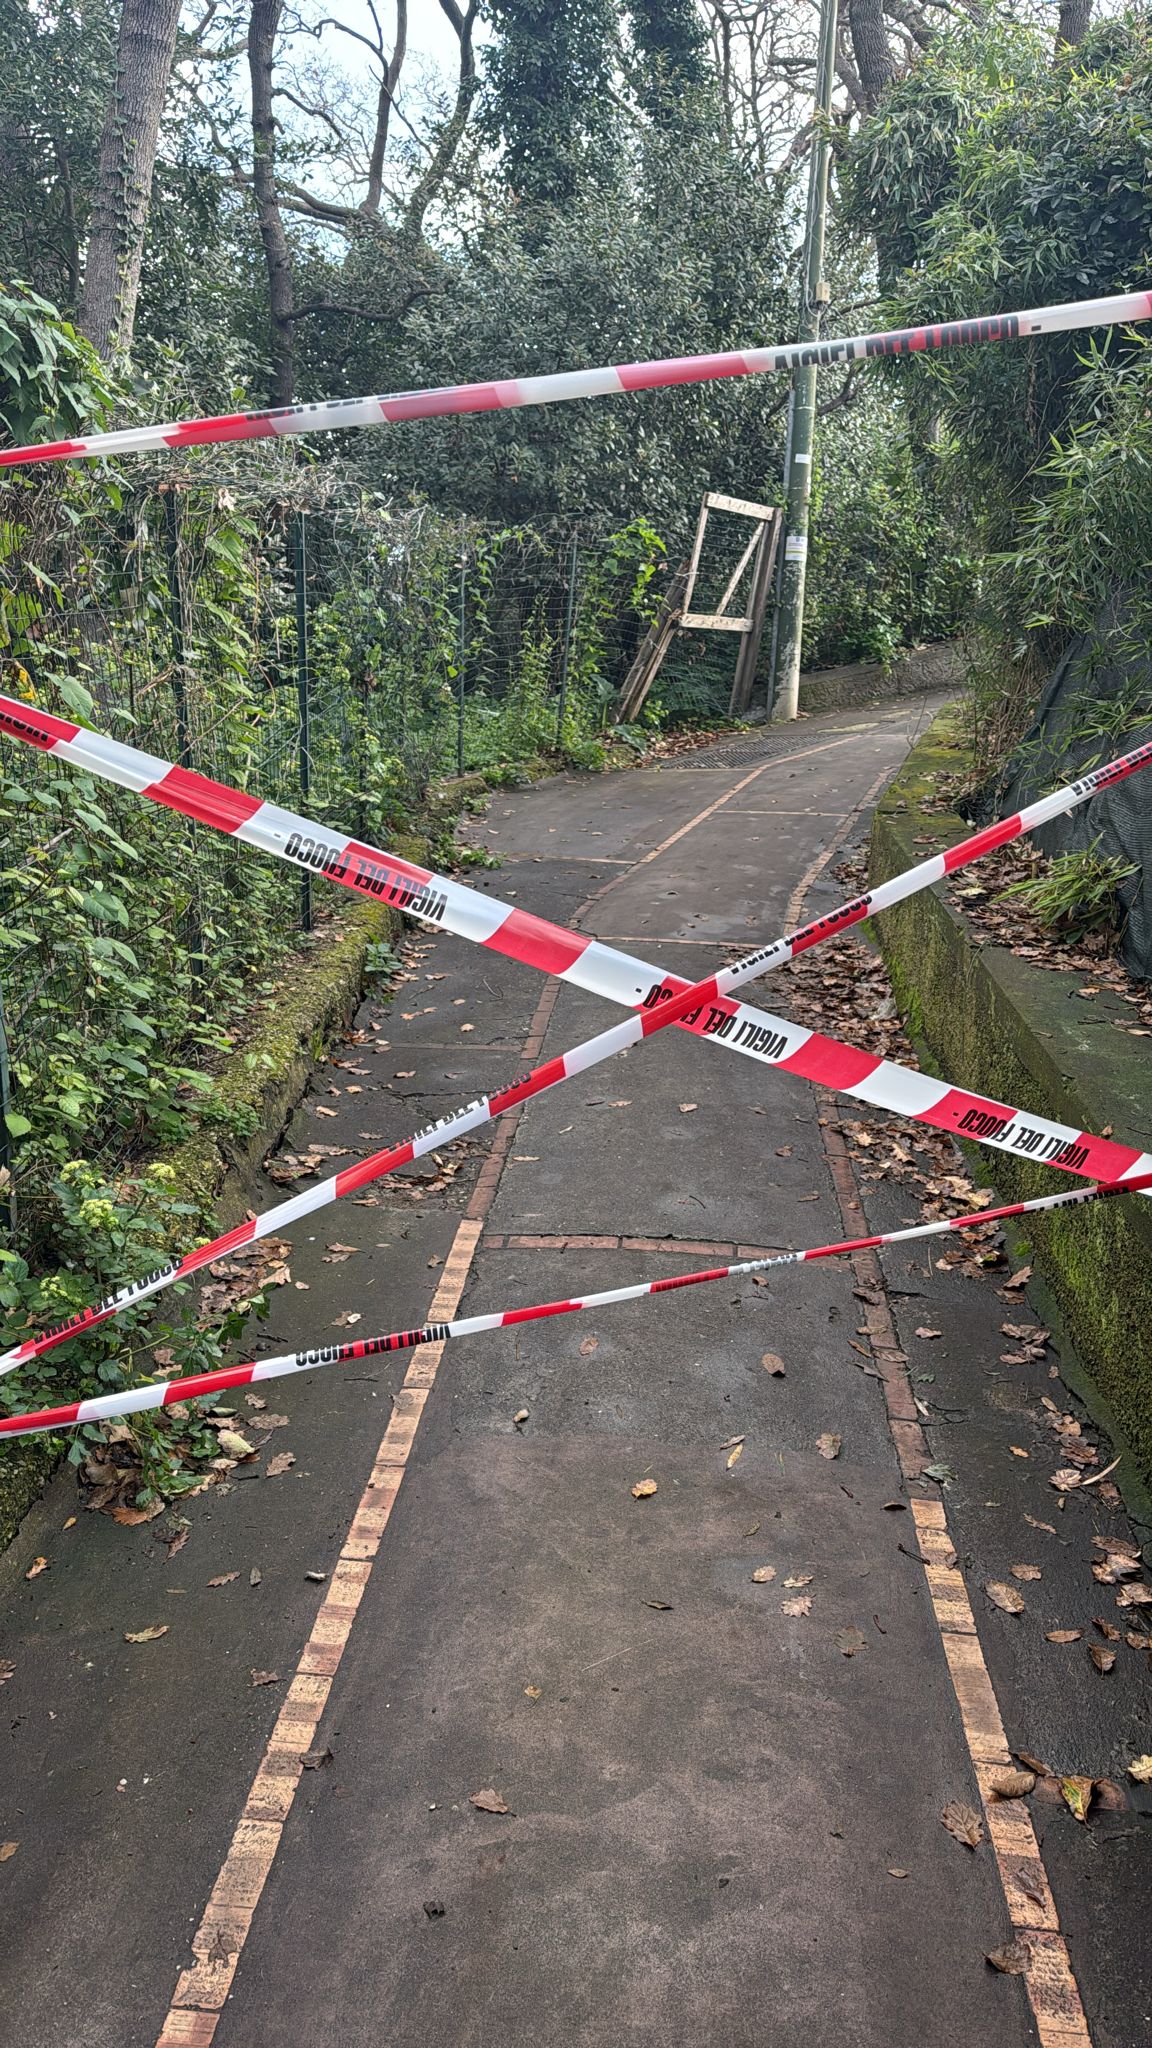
[[1056, 0, 1092, 47], [248, 0, 295, 406], [79, 0, 183, 360], [363, 0, 407, 218], [847, 0, 897, 113]]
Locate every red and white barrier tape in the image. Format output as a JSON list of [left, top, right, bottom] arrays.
[[1, 1175, 1147, 1441], [1, 691, 1150, 1375], [1, 291, 1148, 469]]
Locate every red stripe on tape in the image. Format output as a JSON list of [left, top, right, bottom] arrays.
[[1068, 1133, 1144, 1179], [145, 766, 264, 834], [382, 383, 505, 421], [491, 1057, 569, 1113], [922, 1085, 1018, 1132], [334, 1145, 413, 1198], [162, 1361, 257, 1404], [650, 1266, 728, 1292], [941, 816, 1022, 873], [0, 697, 80, 748], [485, 908, 589, 978], [503, 1300, 578, 1325], [780, 1034, 883, 1091], [164, 413, 278, 448], [617, 353, 748, 390]]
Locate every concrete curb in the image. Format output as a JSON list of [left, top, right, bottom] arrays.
[[869, 705, 1152, 1488]]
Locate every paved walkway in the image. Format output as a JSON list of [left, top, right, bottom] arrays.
[[2, 696, 1148, 2048]]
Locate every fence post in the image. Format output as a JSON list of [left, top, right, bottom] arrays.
[[0, 975, 13, 1235], [456, 526, 467, 778], [555, 531, 579, 751], [162, 486, 204, 970], [292, 510, 313, 934], [162, 488, 191, 764]]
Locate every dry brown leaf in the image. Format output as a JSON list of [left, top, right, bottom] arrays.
[[124, 1624, 168, 1644], [988, 1769, 1036, 1800], [1059, 1776, 1094, 1823], [523, 1686, 541, 1700], [208, 1572, 239, 1587], [250, 1670, 281, 1687], [781, 1595, 812, 1617], [631, 1478, 658, 1499], [1050, 1467, 1082, 1492], [249, 1567, 262, 1587], [985, 1581, 1025, 1615], [1012, 1861, 1047, 1907], [678, 1103, 698, 1114], [109, 1501, 165, 1526], [24, 1557, 48, 1580], [1115, 1581, 1152, 1608], [761, 1353, 786, 1376], [0, 1842, 18, 1862], [726, 1443, 744, 1470], [1088, 1644, 1116, 1675], [512, 1409, 529, 1428], [751, 1565, 776, 1584], [1045, 1629, 1082, 1644], [333, 1312, 362, 1328], [940, 1801, 984, 1850], [578, 1336, 598, 1356], [1126, 1756, 1152, 1783], [783, 1573, 813, 1587], [986, 1942, 1030, 1976], [915, 1327, 942, 1340], [469, 1788, 509, 1814], [887, 1867, 908, 1879], [1004, 1266, 1032, 1291], [836, 1626, 867, 1657], [0, 1661, 15, 1686], [1010, 1564, 1042, 1582], [266, 1451, 296, 1478], [1009, 1446, 1029, 1459], [1093, 1617, 1121, 1641], [816, 1433, 841, 1460], [1024, 1514, 1056, 1535]]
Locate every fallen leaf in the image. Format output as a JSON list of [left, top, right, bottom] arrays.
[[250, 1670, 281, 1687], [249, 1567, 262, 1587], [1126, 1756, 1152, 1784], [986, 1942, 1030, 1976], [940, 1801, 984, 1849], [985, 1582, 1025, 1615], [315, 1104, 338, 1117], [1009, 1446, 1029, 1460], [1024, 1514, 1056, 1535], [1012, 1861, 1047, 1906], [1004, 1266, 1032, 1291], [783, 1574, 813, 1587], [887, 1867, 908, 1879], [1045, 1629, 1082, 1644], [1088, 1644, 1116, 1675], [301, 1747, 333, 1770], [816, 1433, 841, 1460], [988, 1769, 1036, 1800], [578, 1336, 598, 1356], [513, 1408, 529, 1428], [726, 1443, 744, 1470], [63, 1515, 77, 1529], [775, 1145, 793, 1158], [1010, 1564, 1042, 1582], [207, 1572, 239, 1587], [0, 1661, 14, 1686], [0, 1842, 18, 1862], [333, 1312, 362, 1327], [469, 1788, 509, 1814], [1050, 1467, 1082, 1492], [678, 1103, 698, 1114], [266, 1452, 296, 1478], [24, 1557, 48, 1580], [781, 1596, 812, 1617], [109, 1502, 165, 1526], [523, 1685, 541, 1700], [645, 1600, 673, 1610], [1059, 1775, 1094, 1823], [761, 1353, 786, 1376], [915, 1327, 942, 1340], [216, 1429, 256, 1460], [124, 1624, 168, 1643], [1115, 1581, 1152, 1608], [246, 1394, 267, 1410], [751, 1565, 776, 1584], [1093, 1617, 1121, 1641], [836, 1625, 867, 1657], [631, 1478, 658, 1499]]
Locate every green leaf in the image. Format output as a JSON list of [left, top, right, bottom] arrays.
[[3, 1112, 32, 1137]]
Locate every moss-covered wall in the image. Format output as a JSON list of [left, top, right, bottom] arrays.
[[869, 706, 1152, 1486]]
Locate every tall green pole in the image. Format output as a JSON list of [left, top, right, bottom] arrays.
[[770, 0, 839, 722]]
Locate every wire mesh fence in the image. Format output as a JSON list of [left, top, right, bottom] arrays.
[[0, 467, 673, 1203]]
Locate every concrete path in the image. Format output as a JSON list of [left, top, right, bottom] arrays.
[[2, 696, 1149, 2048]]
